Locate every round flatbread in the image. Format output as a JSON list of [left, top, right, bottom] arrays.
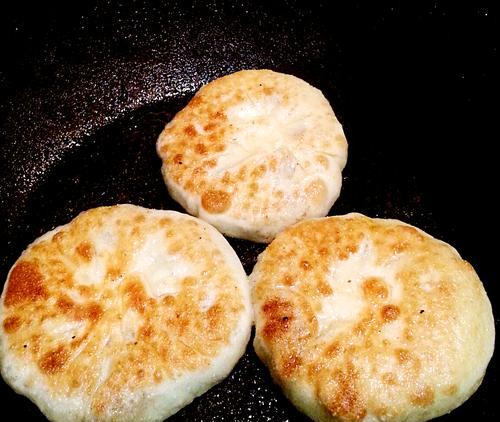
[[0, 205, 252, 422], [156, 69, 348, 242], [251, 213, 494, 422]]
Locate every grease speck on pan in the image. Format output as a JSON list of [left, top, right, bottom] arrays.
[[0, 1, 497, 421]]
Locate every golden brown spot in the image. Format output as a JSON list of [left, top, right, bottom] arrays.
[[56, 295, 75, 313], [395, 348, 412, 364], [438, 280, 453, 297], [262, 298, 293, 341], [30, 335, 41, 353], [323, 341, 341, 358], [282, 354, 301, 377], [251, 164, 267, 178], [205, 159, 217, 168], [337, 243, 358, 260], [399, 225, 425, 241], [236, 165, 247, 180], [135, 369, 145, 380], [275, 190, 284, 199], [316, 154, 329, 169], [381, 305, 400, 322], [134, 214, 146, 223], [195, 143, 207, 155], [182, 97, 199, 109], [3, 316, 21, 333], [203, 122, 217, 132], [214, 144, 225, 152], [213, 110, 226, 120], [300, 260, 311, 271], [93, 398, 106, 416], [84, 303, 104, 323], [191, 95, 204, 106], [184, 124, 197, 137], [207, 304, 222, 330], [77, 285, 93, 297], [319, 247, 329, 256], [231, 91, 243, 101], [39, 345, 69, 374], [404, 327, 415, 342], [392, 241, 409, 253], [192, 166, 205, 177], [5, 261, 48, 307], [201, 190, 232, 214], [154, 369, 163, 383], [248, 182, 258, 196], [362, 277, 388, 301], [75, 241, 93, 261], [382, 372, 397, 385], [317, 279, 333, 295], [443, 384, 458, 396], [307, 363, 322, 379], [70, 336, 85, 350], [263, 86, 274, 95], [162, 295, 175, 306], [305, 179, 326, 205], [352, 312, 376, 337], [410, 386, 435, 407], [172, 153, 183, 165], [269, 158, 277, 172], [221, 172, 231, 185], [374, 406, 390, 418], [70, 300, 103, 323], [107, 267, 121, 280], [125, 280, 148, 314], [140, 324, 154, 340], [283, 274, 294, 286], [327, 366, 367, 420], [52, 231, 65, 243], [168, 239, 182, 254]]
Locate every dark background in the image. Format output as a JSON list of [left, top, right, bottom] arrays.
[[0, 1, 498, 420]]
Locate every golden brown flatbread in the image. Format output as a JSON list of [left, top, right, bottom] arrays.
[[157, 69, 348, 242], [0, 205, 252, 421], [251, 213, 494, 421]]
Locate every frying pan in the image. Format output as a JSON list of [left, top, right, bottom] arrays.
[[0, 1, 497, 420]]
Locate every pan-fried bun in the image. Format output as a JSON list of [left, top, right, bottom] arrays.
[[251, 213, 494, 422], [0, 205, 252, 422], [157, 69, 348, 243]]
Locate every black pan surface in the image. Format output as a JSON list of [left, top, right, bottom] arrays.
[[0, 1, 497, 420]]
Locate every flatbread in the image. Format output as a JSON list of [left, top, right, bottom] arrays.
[[251, 213, 495, 421], [157, 69, 348, 242], [0, 205, 252, 421]]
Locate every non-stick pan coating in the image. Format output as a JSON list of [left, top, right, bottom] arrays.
[[0, 2, 497, 420]]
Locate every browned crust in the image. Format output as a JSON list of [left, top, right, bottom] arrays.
[[0, 206, 247, 417], [4, 261, 48, 307], [252, 214, 493, 421], [156, 69, 348, 241]]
